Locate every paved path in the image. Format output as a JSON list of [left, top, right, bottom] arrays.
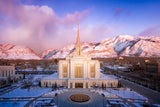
[[56, 88, 105, 107], [119, 79, 160, 104]]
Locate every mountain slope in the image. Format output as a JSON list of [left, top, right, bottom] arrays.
[[41, 35, 160, 59], [0, 44, 41, 59], [121, 38, 160, 57], [1, 35, 160, 59]]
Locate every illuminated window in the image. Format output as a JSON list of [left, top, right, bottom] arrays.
[[75, 66, 83, 78], [63, 65, 67, 78], [90, 65, 95, 78]]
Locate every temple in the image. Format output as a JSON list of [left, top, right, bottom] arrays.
[[41, 23, 118, 88]]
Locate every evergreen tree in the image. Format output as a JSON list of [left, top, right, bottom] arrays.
[[39, 82, 41, 86], [110, 83, 113, 88], [55, 82, 57, 89], [54, 59, 58, 65], [46, 82, 48, 87], [102, 83, 104, 89], [118, 82, 121, 88]]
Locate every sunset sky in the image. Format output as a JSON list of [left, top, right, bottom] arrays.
[[0, 0, 160, 53]]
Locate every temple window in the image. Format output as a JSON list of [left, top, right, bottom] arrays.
[[90, 65, 95, 78], [75, 66, 83, 78], [63, 65, 68, 78]]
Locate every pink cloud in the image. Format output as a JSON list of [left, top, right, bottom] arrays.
[[139, 24, 160, 36], [0, 0, 92, 53], [114, 8, 124, 17], [80, 24, 109, 43], [0, 0, 111, 54], [60, 10, 90, 26], [111, 8, 131, 20]]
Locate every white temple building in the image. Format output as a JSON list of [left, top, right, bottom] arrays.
[[41, 23, 118, 88]]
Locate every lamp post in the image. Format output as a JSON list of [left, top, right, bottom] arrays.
[[57, 94, 58, 107], [55, 93, 58, 107], [102, 94, 105, 107]]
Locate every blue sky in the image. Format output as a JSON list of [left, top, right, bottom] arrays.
[[21, 0, 160, 35], [0, 0, 160, 52]]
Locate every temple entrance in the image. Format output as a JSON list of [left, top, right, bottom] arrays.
[[75, 83, 83, 88]]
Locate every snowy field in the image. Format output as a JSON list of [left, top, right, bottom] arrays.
[[0, 74, 52, 107], [0, 86, 51, 107], [106, 88, 147, 100], [0, 87, 51, 98], [0, 101, 28, 107]]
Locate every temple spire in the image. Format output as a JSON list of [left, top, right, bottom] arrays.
[[75, 22, 81, 55]]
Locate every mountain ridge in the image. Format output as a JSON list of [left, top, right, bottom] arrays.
[[0, 35, 160, 59], [0, 43, 41, 60]]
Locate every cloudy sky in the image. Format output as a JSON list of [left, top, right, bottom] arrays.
[[0, 0, 160, 53]]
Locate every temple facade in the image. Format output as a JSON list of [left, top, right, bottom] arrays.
[[41, 23, 118, 88]]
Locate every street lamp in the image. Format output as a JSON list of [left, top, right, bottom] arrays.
[[102, 94, 105, 107]]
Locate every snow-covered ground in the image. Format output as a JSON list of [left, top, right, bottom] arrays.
[[0, 73, 158, 107], [31, 100, 57, 107], [90, 87, 148, 106], [100, 73, 118, 79], [43, 89, 68, 97], [0, 82, 51, 107], [30, 89, 68, 107], [0, 87, 51, 98], [31, 74, 50, 81], [106, 88, 147, 100], [0, 101, 28, 107], [104, 65, 118, 70], [41, 73, 59, 79], [90, 89, 117, 98], [90, 88, 147, 100]]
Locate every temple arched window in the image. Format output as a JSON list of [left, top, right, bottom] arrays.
[[75, 65, 83, 78], [63, 64, 68, 78], [90, 65, 95, 78]]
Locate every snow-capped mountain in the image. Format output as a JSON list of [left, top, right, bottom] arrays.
[[41, 35, 160, 59], [0, 35, 160, 60], [121, 37, 160, 57], [40, 42, 117, 59], [0, 44, 41, 59]]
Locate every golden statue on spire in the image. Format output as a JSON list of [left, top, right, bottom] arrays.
[[75, 22, 81, 55]]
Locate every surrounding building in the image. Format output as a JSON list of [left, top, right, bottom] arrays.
[[159, 62, 160, 73], [0, 66, 15, 77], [0, 66, 22, 88], [158, 59, 160, 73], [41, 23, 118, 88]]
